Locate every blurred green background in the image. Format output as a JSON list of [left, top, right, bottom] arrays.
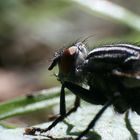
[[0, 0, 140, 127]]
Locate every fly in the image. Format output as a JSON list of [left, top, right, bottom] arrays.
[[25, 41, 140, 140]]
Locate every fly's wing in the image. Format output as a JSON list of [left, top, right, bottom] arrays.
[[112, 61, 140, 115], [112, 69, 140, 88]]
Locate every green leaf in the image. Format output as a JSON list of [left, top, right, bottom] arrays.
[[73, 0, 140, 31], [0, 104, 140, 140], [0, 87, 63, 120]]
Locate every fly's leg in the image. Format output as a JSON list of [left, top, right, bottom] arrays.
[[64, 82, 106, 105], [25, 81, 107, 137], [75, 99, 114, 140], [40, 94, 80, 133], [25, 84, 80, 135], [60, 84, 66, 116], [64, 82, 116, 140]]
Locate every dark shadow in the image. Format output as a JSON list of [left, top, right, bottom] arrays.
[[125, 111, 138, 140], [63, 120, 101, 140], [27, 119, 101, 140], [42, 137, 74, 140]]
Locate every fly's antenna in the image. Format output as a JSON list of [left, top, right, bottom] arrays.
[[76, 35, 95, 48], [81, 35, 95, 44]]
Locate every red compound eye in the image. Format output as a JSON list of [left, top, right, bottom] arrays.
[[67, 46, 77, 55], [59, 47, 77, 74]]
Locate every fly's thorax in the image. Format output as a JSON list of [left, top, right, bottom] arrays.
[[83, 44, 140, 73]]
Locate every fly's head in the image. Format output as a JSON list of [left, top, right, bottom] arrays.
[[48, 42, 88, 83]]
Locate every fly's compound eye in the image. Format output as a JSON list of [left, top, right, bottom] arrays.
[[67, 46, 77, 56]]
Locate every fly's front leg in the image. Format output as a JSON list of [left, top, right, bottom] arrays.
[[66, 95, 80, 116], [25, 84, 80, 135], [40, 84, 80, 133], [60, 84, 66, 116], [25, 85, 66, 135], [39, 84, 66, 133]]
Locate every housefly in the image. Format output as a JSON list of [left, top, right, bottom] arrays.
[[25, 41, 140, 140]]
